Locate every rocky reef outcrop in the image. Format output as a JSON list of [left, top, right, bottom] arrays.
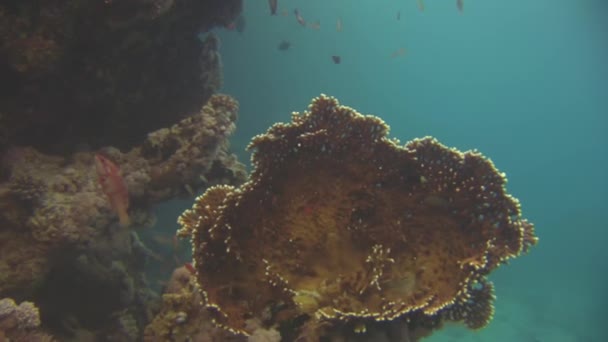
[[0, 94, 246, 340], [0, 0, 242, 153]]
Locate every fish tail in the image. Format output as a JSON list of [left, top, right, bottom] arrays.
[[118, 208, 130, 228]]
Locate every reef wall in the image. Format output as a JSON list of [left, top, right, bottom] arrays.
[[0, 94, 246, 340], [0, 0, 242, 153], [0, 1, 249, 339]]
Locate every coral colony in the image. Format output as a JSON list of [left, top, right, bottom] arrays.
[[156, 95, 537, 341]]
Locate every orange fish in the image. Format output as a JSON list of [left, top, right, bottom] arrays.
[[336, 17, 343, 32], [95, 154, 130, 227]]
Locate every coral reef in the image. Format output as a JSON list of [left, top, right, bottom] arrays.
[[140, 94, 244, 200], [0, 94, 244, 249], [143, 265, 229, 341], [144, 266, 281, 342], [0, 0, 242, 153], [34, 230, 159, 341], [0, 230, 49, 299], [0, 298, 55, 341], [0, 94, 246, 338], [177, 95, 538, 340]]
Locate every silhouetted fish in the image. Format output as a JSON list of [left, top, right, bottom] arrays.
[[332, 55, 341, 64], [235, 15, 246, 33], [294, 8, 306, 26], [269, 0, 277, 15], [457, 0, 464, 13], [278, 40, 291, 51]]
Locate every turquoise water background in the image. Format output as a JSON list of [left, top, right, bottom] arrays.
[[159, 1, 607, 341]]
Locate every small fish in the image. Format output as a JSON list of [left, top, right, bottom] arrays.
[[278, 40, 291, 51], [417, 0, 425, 12], [336, 17, 343, 32], [308, 20, 320, 30], [456, 0, 464, 13], [224, 22, 236, 30], [397, 11, 401, 21], [281, 9, 289, 17], [268, 0, 277, 15], [94, 154, 130, 227], [294, 8, 306, 26], [151, 234, 175, 247], [390, 47, 406, 58], [331, 55, 341, 64]]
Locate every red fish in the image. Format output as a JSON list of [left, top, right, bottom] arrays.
[[268, 0, 277, 15], [94, 154, 130, 227]]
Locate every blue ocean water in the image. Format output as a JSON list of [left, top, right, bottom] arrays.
[[168, 1, 607, 341]]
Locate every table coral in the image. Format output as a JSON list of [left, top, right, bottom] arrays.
[[178, 95, 538, 339]]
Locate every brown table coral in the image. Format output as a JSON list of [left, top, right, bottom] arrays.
[[178, 95, 538, 339]]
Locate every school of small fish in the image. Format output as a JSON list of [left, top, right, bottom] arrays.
[[231, 0, 468, 64], [84, 2, 466, 231]]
